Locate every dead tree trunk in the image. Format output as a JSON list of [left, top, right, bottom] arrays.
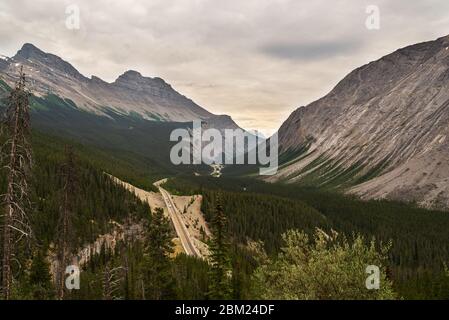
[[102, 264, 125, 300], [56, 145, 77, 300], [102, 264, 112, 300], [1, 67, 32, 300]]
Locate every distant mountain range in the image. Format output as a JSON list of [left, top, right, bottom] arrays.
[[0, 43, 249, 175], [1, 39, 448, 210], [0, 43, 242, 128], [272, 35, 449, 210]]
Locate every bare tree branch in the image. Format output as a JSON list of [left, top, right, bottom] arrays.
[[1, 67, 33, 300]]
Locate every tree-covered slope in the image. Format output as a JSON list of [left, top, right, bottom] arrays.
[[164, 175, 449, 299], [0, 79, 212, 179]]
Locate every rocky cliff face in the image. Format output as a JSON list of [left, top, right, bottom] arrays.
[[273, 35, 449, 210], [0, 43, 221, 123]]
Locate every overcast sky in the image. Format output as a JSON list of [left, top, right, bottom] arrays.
[[1, 0, 449, 135]]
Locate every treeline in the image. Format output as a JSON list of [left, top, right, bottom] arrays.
[[1, 75, 447, 300], [32, 131, 160, 192], [164, 175, 449, 299], [0, 76, 212, 300], [0, 133, 152, 298], [201, 191, 329, 254], [30, 143, 151, 247], [0, 131, 217, 299]]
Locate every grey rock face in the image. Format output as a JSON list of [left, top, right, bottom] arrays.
[[0, 43, 217, 123], [273, 35, 449, 210], [15, 43, 86, 81]]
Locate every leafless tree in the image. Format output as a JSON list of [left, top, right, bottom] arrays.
[[56, 145, 77, 300], [102, 264, 126, 300], [0, 67, 32, 300]]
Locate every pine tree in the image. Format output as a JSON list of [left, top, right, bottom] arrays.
[[207, 197, 231, 299], [28, 249, 53, 299], [142, 207, 174, 299], [56, 145, 77, 299], [1, 68, 32, 299]]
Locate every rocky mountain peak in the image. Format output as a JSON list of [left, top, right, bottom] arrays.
[[115, 70, 170, 89], [273, 35, 449, 210], [118, 70, 142, 80], [0, 43, 227, 126], [13, 43, 85, 80], [14, 43, 45, 59]]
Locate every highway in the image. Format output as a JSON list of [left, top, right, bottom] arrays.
[[108, 175, 201, 258], [158, 187, 201, 258]]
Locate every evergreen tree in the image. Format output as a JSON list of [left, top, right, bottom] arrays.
[[56, 145, 77, 299], [28, 249, 53, 299], [207, 198, 232, 299], [171, 254, 210, 300], [142, 207, 174, 299]]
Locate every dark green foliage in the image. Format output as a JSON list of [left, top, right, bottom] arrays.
[[172, 254, 210, 300], [0, 127, 212, 300], [141, 208, 175, 299], [207, 200, 232, 299], [28, 93, 211, 178], [27, 249, 54, 300], [31, 130, 159, 192], [201, 191, 327, 254], [2, 78, 447, 300], [0, 82, 212, 191], [165, 175, 449, 299], [30, 137, 151, 249], [251, 229, 396, 299], [0, 129, 153, 299]]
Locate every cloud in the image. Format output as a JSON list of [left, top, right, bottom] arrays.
[[0, 0, 449, 134], [260, 40, 361, 61]]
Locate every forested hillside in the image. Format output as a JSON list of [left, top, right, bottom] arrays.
[[0, 129, 215, 299], [0, 127, 415, 300], [165, 176, 449, 299], [1, 74, 447, 300], [0, 79, 212, 182], [0, 129, 147, 298]]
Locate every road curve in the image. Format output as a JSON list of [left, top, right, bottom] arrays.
[[159, 187, 201, 258]]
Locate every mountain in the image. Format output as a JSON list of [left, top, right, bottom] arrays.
[[0, 43, 249, 175], [272, 35, 449, 210], [0, 43, 215, 122]]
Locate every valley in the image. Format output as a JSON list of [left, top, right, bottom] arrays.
[[0, 36, 448, 301], [272, 35, 449, 210]]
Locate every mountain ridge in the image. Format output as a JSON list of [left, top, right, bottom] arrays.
[[0, 43, 251, 178], [0, 43, 243, 129], [272, 35, 449, 210]]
